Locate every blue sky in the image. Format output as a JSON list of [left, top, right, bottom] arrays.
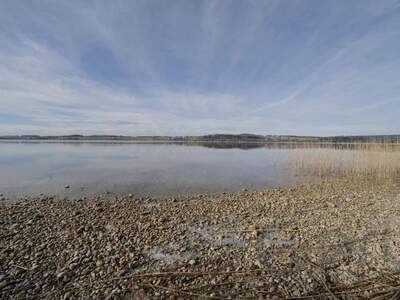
[[0, 0, 399, 136]]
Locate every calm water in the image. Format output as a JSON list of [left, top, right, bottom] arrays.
[[0, 141, 313, 199]]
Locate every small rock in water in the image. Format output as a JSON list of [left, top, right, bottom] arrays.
[[64, 185, 70, 189]]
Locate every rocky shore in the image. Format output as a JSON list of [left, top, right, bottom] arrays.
[[1, 175, 400, 299]]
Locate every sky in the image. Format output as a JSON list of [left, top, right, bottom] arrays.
[[0, 0, 400, 136]]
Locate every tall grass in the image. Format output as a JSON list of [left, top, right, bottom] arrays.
[[286, 143, 400, 178]]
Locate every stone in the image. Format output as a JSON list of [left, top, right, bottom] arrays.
[[254, 259, 263, 268], [188, 259, 196, 266], [0, 280, 8, 289], [56, 272, 67, 280]]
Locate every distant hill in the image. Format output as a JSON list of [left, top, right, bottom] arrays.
[[1, 134, 399, 143]]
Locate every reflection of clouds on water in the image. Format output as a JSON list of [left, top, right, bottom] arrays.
[[0, 142, 338, 198]]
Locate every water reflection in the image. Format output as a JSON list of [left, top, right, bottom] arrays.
[[194, 142, 266, 150], [1, 141, 395, 199]]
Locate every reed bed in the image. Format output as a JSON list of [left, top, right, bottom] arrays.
[[286, 143, 400, 178]]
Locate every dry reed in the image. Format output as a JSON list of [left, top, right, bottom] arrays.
[[286, 143, 400, 178]]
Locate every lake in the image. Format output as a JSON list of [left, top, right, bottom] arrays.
[[0, 141, 343, 199]]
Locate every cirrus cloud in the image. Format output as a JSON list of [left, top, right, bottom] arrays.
[[0, 0, 400, 136]]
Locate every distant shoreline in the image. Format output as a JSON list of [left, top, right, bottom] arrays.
[[1, 139, 400, 146], [1, 133, 399, 144]]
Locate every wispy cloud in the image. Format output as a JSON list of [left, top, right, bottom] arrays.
[[0, 0, 399, 136]]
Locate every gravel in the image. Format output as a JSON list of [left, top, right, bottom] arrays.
[[1, 175, 400, 299]]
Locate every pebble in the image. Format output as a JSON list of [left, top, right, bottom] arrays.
[[57, 272, 67, 280], [188, 259, 196, 266], [0, 280, 7, 289], [0, 175, 398, 299]]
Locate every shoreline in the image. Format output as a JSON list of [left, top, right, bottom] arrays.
[[1, 139, 400, 146], [1, 175, 400, 299]]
